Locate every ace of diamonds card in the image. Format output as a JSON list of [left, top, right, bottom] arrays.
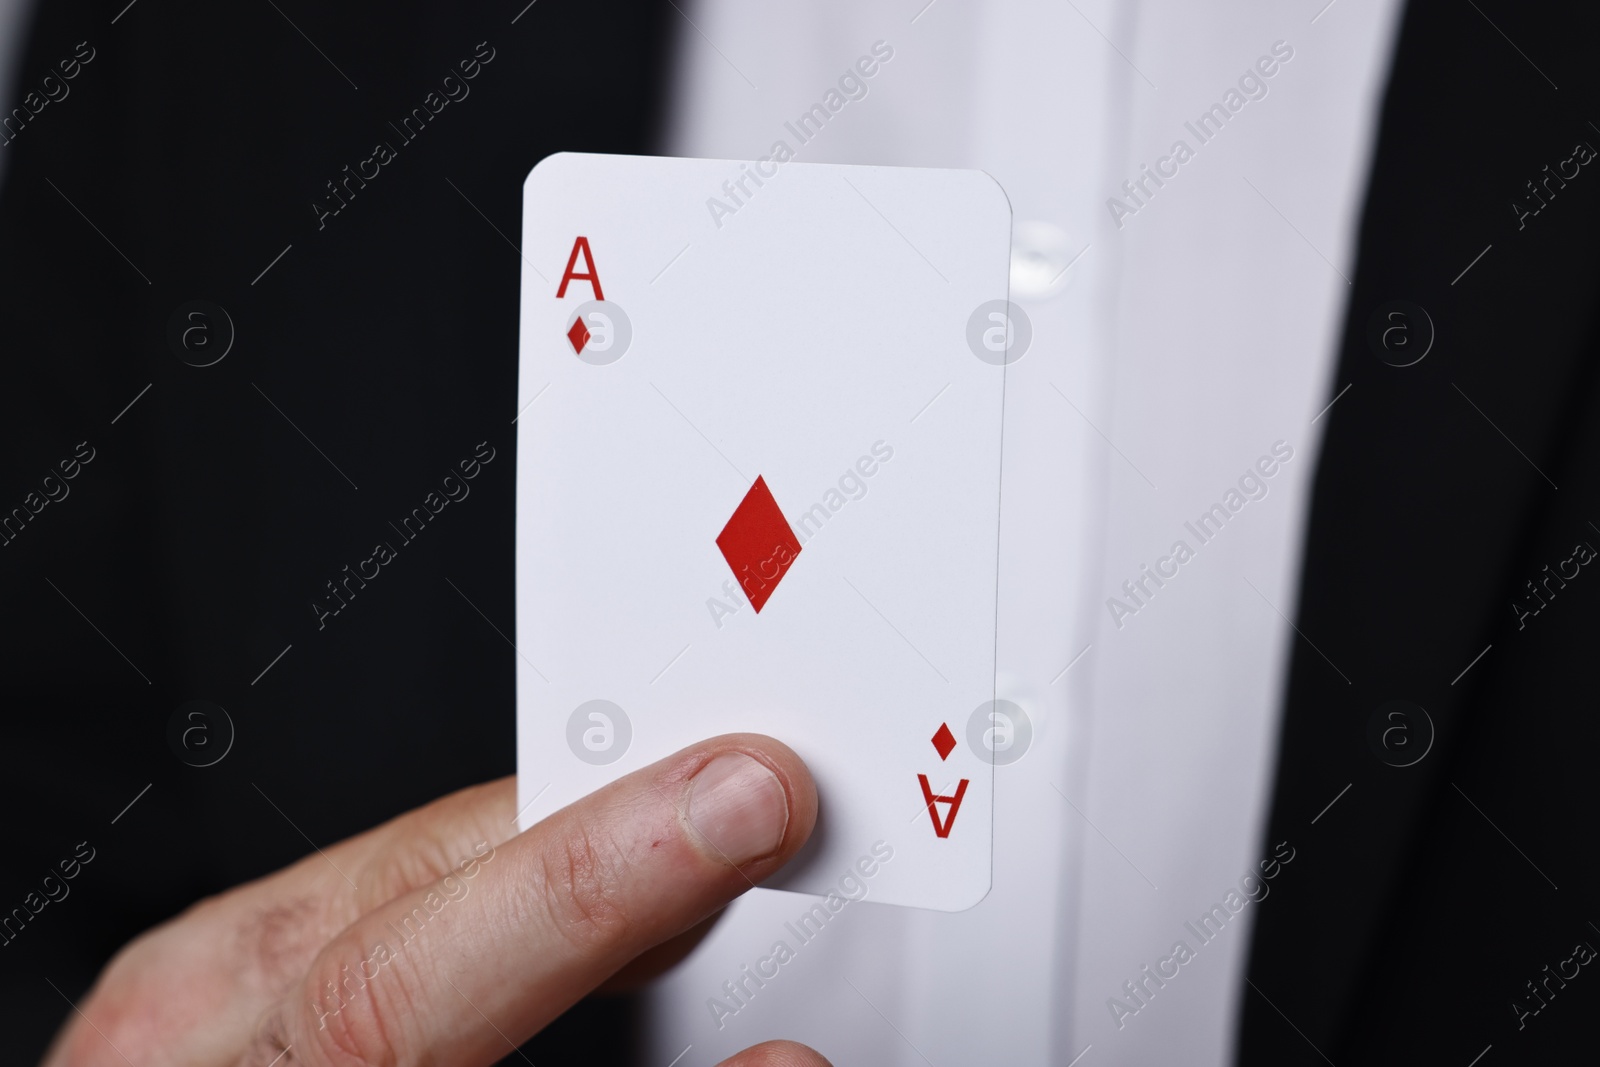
[[514, 152, 1013, 911]]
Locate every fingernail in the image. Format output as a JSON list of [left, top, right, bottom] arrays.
[[685, 753, 789, 866]]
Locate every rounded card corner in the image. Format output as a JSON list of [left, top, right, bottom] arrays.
[[939, 874, 996, 913], [970, 169, 1014, 225], [525, 150, 581, 190]]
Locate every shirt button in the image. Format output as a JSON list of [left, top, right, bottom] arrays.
[[1010, 220, 1081, 301]]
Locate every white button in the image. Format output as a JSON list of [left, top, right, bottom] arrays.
[[1009, 220, 1081, 301]]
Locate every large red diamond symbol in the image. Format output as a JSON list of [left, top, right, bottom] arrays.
[[932, 723, 957, 761], [716, 476, 802, 613], [567, 316, 591, 354]]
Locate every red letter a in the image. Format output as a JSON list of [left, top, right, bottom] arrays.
[[917, 774, 970, 839], [556, 236, 604, 299]]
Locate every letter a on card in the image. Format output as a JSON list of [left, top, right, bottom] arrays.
[[556, 236, 603, 299], [918, 774, 969, 838]]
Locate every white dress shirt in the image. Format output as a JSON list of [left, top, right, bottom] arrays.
[[652, 1, 1403, 1064]]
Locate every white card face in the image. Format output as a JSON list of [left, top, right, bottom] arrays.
[[515, 152, 1012, 911]]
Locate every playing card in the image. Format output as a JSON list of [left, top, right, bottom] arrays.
[[514, 152, 1013, 911]]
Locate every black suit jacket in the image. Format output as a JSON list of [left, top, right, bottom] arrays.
[[1240, 0, 1600, 1062], [1, 0, 1595, 1063]]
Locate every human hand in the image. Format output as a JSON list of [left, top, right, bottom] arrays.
[[43, 734, 825, 1067]]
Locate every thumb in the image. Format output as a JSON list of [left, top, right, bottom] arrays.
[[267, 733, 817, 1067]]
